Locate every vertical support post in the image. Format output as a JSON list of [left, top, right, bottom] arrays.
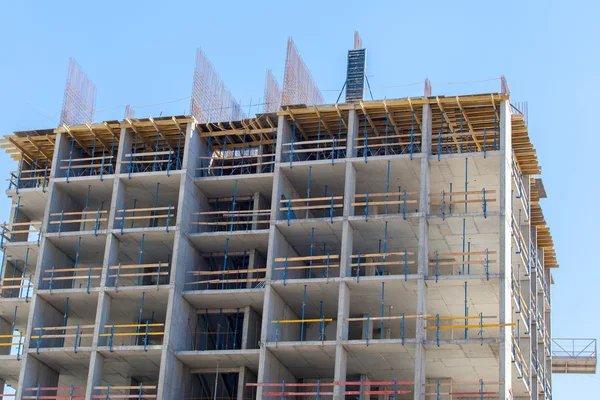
[[498, 99, 513, 398], [414, 102, 431, 400], [300, 284, 306, 342]]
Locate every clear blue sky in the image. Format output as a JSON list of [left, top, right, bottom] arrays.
[[0, 0, 597, 397]]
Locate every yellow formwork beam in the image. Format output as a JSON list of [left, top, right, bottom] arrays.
[[271, 318, 334, 324]]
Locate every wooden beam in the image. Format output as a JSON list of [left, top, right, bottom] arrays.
[[435, 97, 461, 153], [407, 97, 422, 132], [85, 123, 111, 152], [382, 100, 399, 134], [148, 116, 174, 150], [125, 118, 155, 151], [172, 116, 182, 133], [286, 107, 309, 140], [313, 105, 333, 137], [7, 137, 35, 164], [265, 116, 275, 129], [455, 97, 481, 151], [334, 104, 347, 129], [103, 122, 118, 139], [359, 101, 380, 136], [26, 135, 52, 160], [62, 124, 92, 156]]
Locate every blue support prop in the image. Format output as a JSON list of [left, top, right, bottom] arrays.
[[462, 218, 466, 275], [482, 188, 487, 218], [382, 221, 388, 276], [120, 208, 125, 235], [66, 136, 75, 183], [166, 204, 171, 232], [36, 323, 42, 354], [441, 191, 445, 220], [363, 115, 368, 163], [83, 185, 91, 230], [144, 320, 149, 351], [483, 128, 487, 158], [233, 308, 240, 349], [380, 282, 385, 339], [435, 251, 439, 282], [306, 167, 312, 219], [220, 239, 229, 290], [402, 189, 407, 220], [485, 248, 489, 281], [316, 379, 321, 400], [435, 314, 440, 347], [86, 265, 92, 294], [385, 161, 390, 215], [137, 234, 145, 286], [300, 284, 306, 341], [308, 227, 315, 279], [74, 324, 80, 353], [136, 292, 145, 344], [94, 208, 101, 236], [385, 112, 389, 156], [464, 282, 468, 339], [329, 194, 334, 223], [356, 251, 361, 282], [401, 313, 405, 345], [480, 379, 484, 400], [410, 111, 415, 159], [319, 300, 324, 341], [359, 378, 364, 400], [109, 322, 115, 352], [283, 256, 288, 286], [62, 297, 69, 347], [365, 314, 370, 346], [449, 183, 453, 215], [468, 241, 471, 275], [49, 266, 55, 292]]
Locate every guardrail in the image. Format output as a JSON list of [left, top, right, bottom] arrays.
[[552, 338, 597, 359]]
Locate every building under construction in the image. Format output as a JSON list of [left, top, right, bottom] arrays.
[[0, 34, 595, 399]]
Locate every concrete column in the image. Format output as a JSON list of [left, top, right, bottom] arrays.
[[275, 116, 292, 164], [343, 162, 356, 218], [414, 103, 431, 400], [498, 99, 513, 399], [333, 283, 350, 398], [237, 366, 256, 400], [181, 122, 199, 174], [242, 306, 259, 350], [86, 352, 104, 400], [50, 133, 72, 179], [339, 222, 354, 279], [0, 318, 13, 356], [346, 109, 359, 158], [115, 127, 132, 175], [93, 292, 112, 347]]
